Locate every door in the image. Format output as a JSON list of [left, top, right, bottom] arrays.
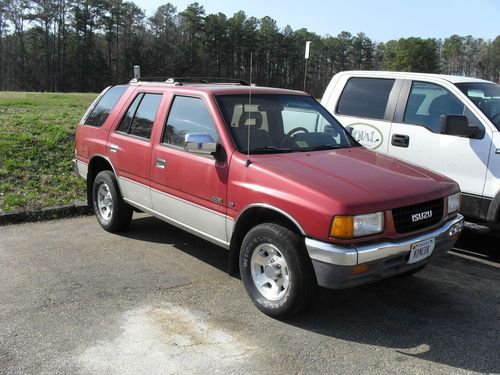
[[107, 91, 163, 209], [332, 76, 402, 153], [388, 80, 491, 198], [150, 95, 229, 244]]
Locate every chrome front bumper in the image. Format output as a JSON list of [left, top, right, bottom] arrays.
[[305, 214, 464, 289]]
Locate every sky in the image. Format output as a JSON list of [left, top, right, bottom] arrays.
[[133, 0, 499, 42]]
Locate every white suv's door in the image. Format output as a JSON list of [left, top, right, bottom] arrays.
[[388, 80, 491, 197]]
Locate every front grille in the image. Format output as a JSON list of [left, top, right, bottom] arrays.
[[392, 198, 444, 234]]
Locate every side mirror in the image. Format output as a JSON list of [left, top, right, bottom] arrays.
[[184, 133, 225, 161], [440, 115, 479, 138], [184, 133, 217, 155]]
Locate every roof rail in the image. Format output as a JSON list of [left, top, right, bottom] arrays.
[[130, 76, 250, 86], [165, 77, 250, 86], [129, 66, 249, 85]]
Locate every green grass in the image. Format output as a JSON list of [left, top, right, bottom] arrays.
[[0, 92, 96, 213]]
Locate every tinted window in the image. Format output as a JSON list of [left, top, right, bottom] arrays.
[[337, 78, 394, 119], [129, 94, 162, 139], [403, 82, 479, 133], [163, 96, 218, 147], [84, 85, 128, 127], [117, 94, 142, 133]]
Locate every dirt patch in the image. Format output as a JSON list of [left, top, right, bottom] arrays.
[[77, 304, 258, 374]]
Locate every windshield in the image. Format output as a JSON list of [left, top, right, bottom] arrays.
[[216, 94, 356, 153], [455, 82, 500, 128]]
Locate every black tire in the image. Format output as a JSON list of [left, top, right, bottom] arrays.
[[239, 223, 317, 318], [92, 170, 133, 233]]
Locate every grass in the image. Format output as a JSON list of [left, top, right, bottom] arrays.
[[0, 92, 96, 213]]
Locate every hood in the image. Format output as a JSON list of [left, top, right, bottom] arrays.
[[247, 146, 458, 214]]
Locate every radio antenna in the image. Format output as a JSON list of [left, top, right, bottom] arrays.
[[246, 52, 253, 167]]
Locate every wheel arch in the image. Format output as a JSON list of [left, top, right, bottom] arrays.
[[86, 155, 121, 207], [228, 204, 306, 275], [487, 190, 500, 223]]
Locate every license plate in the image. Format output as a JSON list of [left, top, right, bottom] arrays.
[[408, 238, 435, 264]]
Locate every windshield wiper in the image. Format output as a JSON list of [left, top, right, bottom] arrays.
[[299, 144, 346, 151], [249, 146, 293, 154]]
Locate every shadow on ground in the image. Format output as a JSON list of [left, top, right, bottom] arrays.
[[118, 215, 229, 273]]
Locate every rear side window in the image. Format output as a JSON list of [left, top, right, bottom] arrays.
[[116, 93, 162, 140], [84, 85, 128, 127], [336, 78, 395, 120]]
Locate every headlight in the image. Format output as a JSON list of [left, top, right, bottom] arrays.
[[330, 212, 384, 238], [447, 193, 461, 214]]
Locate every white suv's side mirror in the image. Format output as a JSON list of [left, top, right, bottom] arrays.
[[440, 115, 479, 138]]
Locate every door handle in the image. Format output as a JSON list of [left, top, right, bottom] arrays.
[[110, 144, 118, 153], [156, 158, 166, 169], [391, 134, 409, 148]]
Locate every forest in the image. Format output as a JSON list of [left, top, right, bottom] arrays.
[[1, 1, 499, 97]]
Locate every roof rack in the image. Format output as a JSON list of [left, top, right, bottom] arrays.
[[130, 76, 250, 86], [166, 77, 250, 86], [130, 67, 250, 86]]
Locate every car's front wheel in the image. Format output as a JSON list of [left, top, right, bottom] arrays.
[[239, 223, 317, 318], [92, 170, 133, 232]]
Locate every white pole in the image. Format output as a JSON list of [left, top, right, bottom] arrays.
[[303, 41, 311, 91], [305, 41, 311, 59]]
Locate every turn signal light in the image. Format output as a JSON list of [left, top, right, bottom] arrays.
[[351, 264, 369, 274], [330, 216, 354, 238]]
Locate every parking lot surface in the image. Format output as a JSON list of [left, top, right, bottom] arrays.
[[0, 215, 499, 374]]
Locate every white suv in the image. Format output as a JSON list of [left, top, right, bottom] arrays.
[[322, 71, 500, 228]]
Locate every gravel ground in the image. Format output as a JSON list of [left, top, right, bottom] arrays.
[[0, 214, 498, 375]]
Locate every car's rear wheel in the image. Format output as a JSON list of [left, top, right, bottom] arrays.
[[239, 223, 316, 318], [92, 170, 132, 232]]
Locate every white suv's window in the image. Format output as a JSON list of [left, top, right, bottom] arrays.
[[456, 82, 500, 129], [403, 82, 480, 133], [336, 77, 395, 120]]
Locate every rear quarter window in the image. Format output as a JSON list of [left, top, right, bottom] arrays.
[[336, 77, 395, 120], [83, 85, 128, 127]]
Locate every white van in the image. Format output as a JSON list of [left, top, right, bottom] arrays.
[[321, 71, 500, 227]]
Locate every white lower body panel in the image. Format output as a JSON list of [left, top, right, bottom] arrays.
[[119, 177, 152, 209], [118, 177, 231, 248]]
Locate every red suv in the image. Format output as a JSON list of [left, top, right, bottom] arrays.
[[74, 78, 464, 317]]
